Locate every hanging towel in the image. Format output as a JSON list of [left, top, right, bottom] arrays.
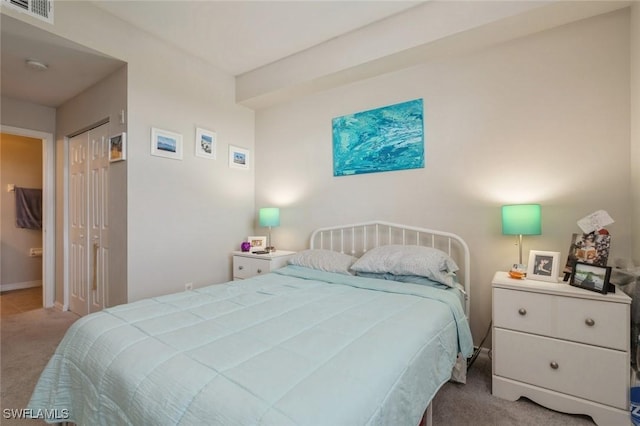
[[15, 187, 42, 230]]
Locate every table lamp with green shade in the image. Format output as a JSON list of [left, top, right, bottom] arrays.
[[502, 204, 542, 270], [259, 207, 280, 252]]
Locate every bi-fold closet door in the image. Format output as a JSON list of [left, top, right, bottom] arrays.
[[69, 123, 110, 316]]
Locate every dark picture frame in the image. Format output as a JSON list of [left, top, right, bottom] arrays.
[[570, 261, 612, 294]]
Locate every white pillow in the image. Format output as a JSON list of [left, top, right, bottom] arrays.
[[350, 245, 459, 287], [288, 249, 357, 275]]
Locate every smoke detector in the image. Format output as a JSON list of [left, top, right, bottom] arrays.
[[25, 59, 48, 71]]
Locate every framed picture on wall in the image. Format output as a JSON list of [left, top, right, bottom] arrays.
[[195, 127, 216, 160], [109, 132, 126, 162], [527, 250, 560, 282], [151, 127, 183, 160], [229, 145, 250, 170]]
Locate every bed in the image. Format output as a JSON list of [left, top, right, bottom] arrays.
[[28, 221, 473, 425]]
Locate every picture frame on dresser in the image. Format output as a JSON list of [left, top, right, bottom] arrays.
[[570, 262, 612, 294], [247, 236, 267, 252], [526, 250, 560, 282]]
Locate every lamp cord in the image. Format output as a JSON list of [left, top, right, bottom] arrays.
[[467, 320, 493, 369]]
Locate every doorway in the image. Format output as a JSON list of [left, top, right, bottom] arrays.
[[0, 126, 55, 309]]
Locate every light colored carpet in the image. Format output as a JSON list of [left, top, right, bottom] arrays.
[[1, 308, 79, 425], [1, 308, 598, 425], [433, 353, 595, 425]]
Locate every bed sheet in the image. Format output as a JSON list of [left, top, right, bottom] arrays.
[[28, 266, 472, 426]]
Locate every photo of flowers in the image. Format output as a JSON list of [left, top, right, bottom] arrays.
[[195, 127, 216, 160]]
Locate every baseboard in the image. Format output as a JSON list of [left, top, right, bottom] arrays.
[[1, 280, 42, 292], [54, 301, 68, 312], [477, 346, 491, 358]]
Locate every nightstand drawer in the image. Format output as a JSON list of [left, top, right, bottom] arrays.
[[233, 257, 270, 279], [494, 328, 628, 409], [556, 296, 627, 350], [494, 287, 627, 350], [493, 288, 553, 335]]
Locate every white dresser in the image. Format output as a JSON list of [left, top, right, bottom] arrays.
[[232, 250, 295, 280], [492, 271, 631, 425]]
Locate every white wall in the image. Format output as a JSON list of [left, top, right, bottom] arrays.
[[631, 3, 640, 264], [3, 2, 256, 303], [255, 10, 632, 342], [55, 66, 128, 306], [0, 97, 55, 132]]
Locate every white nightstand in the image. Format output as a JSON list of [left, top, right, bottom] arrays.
[[491, 271, 631, 426], [232, 250, 296, 280]]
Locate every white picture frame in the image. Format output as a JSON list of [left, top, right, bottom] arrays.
[[527, 250, 561, 282], [151, 127, 183, 160], [229, 145, 250, 170], [248, 236, 267, 252], [195, 127, 216, 160], [109, 132, 126, 162]]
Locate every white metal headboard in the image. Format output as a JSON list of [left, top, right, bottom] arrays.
[[310, 221, 471, 316]]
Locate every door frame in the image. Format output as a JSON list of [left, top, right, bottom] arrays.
[[1, 125, 55, 308]]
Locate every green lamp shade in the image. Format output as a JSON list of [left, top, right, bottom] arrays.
[[259, 207, 280, 227], [501, 204, 541, 235]]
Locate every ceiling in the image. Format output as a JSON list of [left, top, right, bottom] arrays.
[[0, 1, 420, 108]]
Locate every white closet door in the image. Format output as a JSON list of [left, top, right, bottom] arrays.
[[69, 133, 88, 316], [88, 125, 109, 314], [69, 123, 109, 316]]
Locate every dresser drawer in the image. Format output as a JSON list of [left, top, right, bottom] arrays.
[[494, 328, 628, 409], [493, 288, 554, 336], [493, 288, 627, 350], [233, 256, 270, 279], [556, 296, 627, 350]]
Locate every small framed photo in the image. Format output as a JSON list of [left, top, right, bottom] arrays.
[[527, 250, 560, 282], [248, 236, 266, 252], [151, 127, 183, 160], [109, 132, 126, 162], [229, 145, 250, 170], [570, 262, 612, 294], [195, 127, 216, 160]]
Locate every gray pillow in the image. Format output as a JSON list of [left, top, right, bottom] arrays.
[[350, 245, 459, 287], [288, 249, 357, 275]]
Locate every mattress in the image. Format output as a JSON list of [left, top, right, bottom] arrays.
[[28, 265, 473, 425]]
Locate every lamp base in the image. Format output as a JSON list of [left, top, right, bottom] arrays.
[[266, 246, 276, 253]]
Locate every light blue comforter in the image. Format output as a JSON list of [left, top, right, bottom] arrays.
[[28, 266, 473, 426]]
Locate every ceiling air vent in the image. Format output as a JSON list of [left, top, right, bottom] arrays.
[[3, 0, 53, 24]]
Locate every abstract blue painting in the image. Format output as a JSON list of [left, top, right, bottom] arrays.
[[332, 99, 424, 176]]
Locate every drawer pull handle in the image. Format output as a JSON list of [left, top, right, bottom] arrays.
[[257, 269, 262, 274], [238, 266, 244, 270], [518, 308, 527, 316], [585, 318, 595, 327], [550, 361, 559, 370]]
